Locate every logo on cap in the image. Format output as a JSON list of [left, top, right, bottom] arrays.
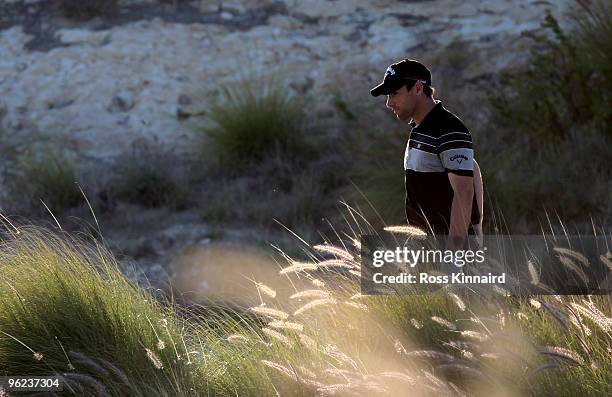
[[385, 67, 396, 76]]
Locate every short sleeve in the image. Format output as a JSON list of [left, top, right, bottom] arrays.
[[437, 131, 474, 176]]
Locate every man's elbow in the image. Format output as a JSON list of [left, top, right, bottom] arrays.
[[448, 174, 474, 197]]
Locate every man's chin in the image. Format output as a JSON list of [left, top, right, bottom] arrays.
[[395, 113, 410, 121]]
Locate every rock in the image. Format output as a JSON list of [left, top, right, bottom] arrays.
[[268, 15, 303, 30], [0, 0, 573, 160], [46, 97, 75, 110], [223, 2, 247, 14], [317, 109, 334, 119], [122, 236, 157, 259], [177, 94, 192, 106], [58, 29, 109, 46], [107, 91, 135, 113], [197, 1, 219, 13]]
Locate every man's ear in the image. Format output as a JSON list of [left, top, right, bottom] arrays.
[[414, 81, 423, 96]]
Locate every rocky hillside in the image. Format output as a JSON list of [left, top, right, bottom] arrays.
[[1, 0, 570, 159]]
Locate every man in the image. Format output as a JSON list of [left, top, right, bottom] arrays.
[[370, 59, 483, 245]]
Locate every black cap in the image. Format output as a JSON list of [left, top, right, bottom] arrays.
[[370, 59, 432, 97]]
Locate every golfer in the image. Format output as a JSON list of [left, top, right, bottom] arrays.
[[371, 59, 483, 244]]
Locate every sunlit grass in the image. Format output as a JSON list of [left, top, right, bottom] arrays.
[[0, 216, 610, 396]]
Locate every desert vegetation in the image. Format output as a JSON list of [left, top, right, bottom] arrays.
[[0, 121, 83, 217], [110, 143, 191, 210], [483, 1, 612, 229], [192, 79, 346, 231], [0, 222, 610, 396], [59, 0, 119, 20]]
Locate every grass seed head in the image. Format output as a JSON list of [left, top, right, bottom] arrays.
[[316, 259, 355, 269], [268, 320, 304, 332], [226, 334, 249, 343], [261, 360, 299, 382], [290, 289, 330, 300], [461, 330, 489, 342], [249, 305, 290, 320], [448, 292, 466, 311], [537, 346, 584, 365], [529, 298, 542, 309], [313, 244, 355, 261], [431, 316, 456, 330], [570, 302, 612, 332], [383, 225, 427, 237], [257, 282, 277, 298], [294, 298, 337, 316], [262, 327, 293, 347], [311, 278, 325, 287], [553, 247, 590, 267], [145, 348, 164, 370], [279, 261, 318, 275]]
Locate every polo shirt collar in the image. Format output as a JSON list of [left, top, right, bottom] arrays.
[[412, 100, 442, 130]]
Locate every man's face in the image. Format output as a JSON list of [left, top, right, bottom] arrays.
[[386, 84, 416, 121]]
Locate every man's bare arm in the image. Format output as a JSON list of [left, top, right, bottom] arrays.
[[448, 173, 474, 244], [473, 159, 484, 232]]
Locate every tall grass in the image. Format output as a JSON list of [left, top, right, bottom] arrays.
[[0, 227, 194, 395], [111, 145, 191, 209], [198, 80, 312, 173], [1, 215, 609, 396], [4, 142, 84, 215], [345, 126, 408, 225]]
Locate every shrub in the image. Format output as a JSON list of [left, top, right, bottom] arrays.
[[490, 1, 612, 141], [348, 130, 408, 226], [0, 227, 198, 395], [111, 145, 191, 209], [196, 89, 345, 227], [478, 127, 611, 230], [485, 0, 612, 230], [5, 142, 84, 215], [199, 150, 336, 229], [60, 0, 118, 20], [197, 79, 312, 173]]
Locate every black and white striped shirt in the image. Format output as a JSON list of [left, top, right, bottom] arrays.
[[404, 101, 480, 233]]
